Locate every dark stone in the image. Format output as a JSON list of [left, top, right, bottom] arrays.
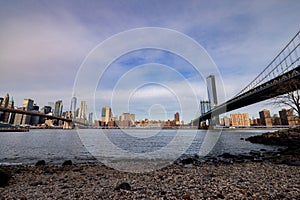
[[160, 191, 167, 195], [180, 157, 194, 165], [203, 173, 216, 178], [240, 138, 244, 140], [0, 168, 11, 187], [115, 182, 131, 191], [281, 160, 300, 166], [220, 153, 236, 159], [35, 160, 46, 166], [62, 160, 72, 166], [29, 181, 43, 186]]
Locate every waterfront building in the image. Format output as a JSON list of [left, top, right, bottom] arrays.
[[220, 116, 230, 126], [48, 102, 55, 112], [1, 93, 9, 108], [79, 101, 87, 120], [259, 109, 272, 127], [54, 100, 63, 117], [14, 99, 34, 125], [101, 106, 112, 125], [121, 113, 131, 121], [41, 106, 52, 114], [279, 108, 299, 126], [70, 96, 77, 119], [230, 113, 250, 127], [174, 112, 180, 126], [272, 114, 281, 126], [130, 114, 135, 122], [88, 112, 93, 125]]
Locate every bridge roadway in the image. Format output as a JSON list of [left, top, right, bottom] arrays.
[[0, 107, 72, 122], [198, 65, 300, 123]]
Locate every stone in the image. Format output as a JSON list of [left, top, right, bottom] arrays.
[[62, 160, 73, 166], [0, 168, 11, 187], [182, 194, 191, 199], [35, 160, 46, 166], [115, 182, 131, 191]]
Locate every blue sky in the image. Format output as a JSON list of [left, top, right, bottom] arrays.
[[0, 0, 299, 122]]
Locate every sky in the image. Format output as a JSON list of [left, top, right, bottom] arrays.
[[0, 0, 299, 122]]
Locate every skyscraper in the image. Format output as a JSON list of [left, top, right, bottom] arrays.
[[70, 96, 77, 114], [1, 93, 9, 108], [54, 100, 63, 117], [206, 75, 218, 108], [79, 101, 87, 119], [101, 106, 112, 124]]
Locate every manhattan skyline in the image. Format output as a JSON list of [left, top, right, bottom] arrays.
[[0, 0, 299, 122]]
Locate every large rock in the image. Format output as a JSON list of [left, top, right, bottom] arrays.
[[246, 127, 300, 147], [0, 168, 12, 187], [115, 182, 131, 191], [35, 160, 46, 166]]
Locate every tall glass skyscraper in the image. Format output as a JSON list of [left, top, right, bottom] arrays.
[[70, 96, 77, 112], [70, 96, 77, 119], [206, 75, 218, 108]]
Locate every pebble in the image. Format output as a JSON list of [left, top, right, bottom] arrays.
[[0, 162, 299, 199]]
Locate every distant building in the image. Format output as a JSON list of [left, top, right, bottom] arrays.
[[1, 93, 9, 108], [259, 109, 272, 127], [79, 101, 87, 120], [54, 100, 63, 117], [121, 113, 131, 121], [206, 75, 218, 108], [230, 113, 250, 127], [41, 106, 52, 114], [14, 99, 34, 125], [220, 116, 230, 126], [174, 112, 180, 126], [70, 96, 77, 119], [279, 108, 299, 126], [272, 114, 281, 126], [88, 112, 93, 125], [101, 106, 112, 125], [206, 75, 219, 125]]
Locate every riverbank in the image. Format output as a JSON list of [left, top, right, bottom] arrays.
[[0, 161, 299, 199]]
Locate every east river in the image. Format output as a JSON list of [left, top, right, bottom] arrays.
[[0, 128, 281, 166]]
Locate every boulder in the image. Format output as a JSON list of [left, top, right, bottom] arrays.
[[35, 160, 46, 166], [115, 182, 131, 191], [62, 160, 73, 166], [0, 168, 12, 187]]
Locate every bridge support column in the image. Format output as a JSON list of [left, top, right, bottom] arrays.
[[63, 121, 74, 129]]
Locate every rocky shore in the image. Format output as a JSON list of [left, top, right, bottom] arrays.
[[1, 128, 300, 199], [1, 161, 300, 199]]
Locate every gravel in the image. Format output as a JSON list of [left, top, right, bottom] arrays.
[[1, 161, 300, 199]]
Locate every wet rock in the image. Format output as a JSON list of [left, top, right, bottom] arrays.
[[115, 182, 131, 191], [35, 160, 46, 166], [220, 153, 236, 159], [0, 168, 11, 187], [62, 160, 72, 166]]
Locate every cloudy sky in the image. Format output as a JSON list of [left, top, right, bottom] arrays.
[[0, 0, 299, 122]]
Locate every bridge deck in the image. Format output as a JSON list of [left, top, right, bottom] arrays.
[[198, 65, 300, 122]]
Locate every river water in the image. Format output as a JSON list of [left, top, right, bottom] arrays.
[[0, 129, 279, 166]]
